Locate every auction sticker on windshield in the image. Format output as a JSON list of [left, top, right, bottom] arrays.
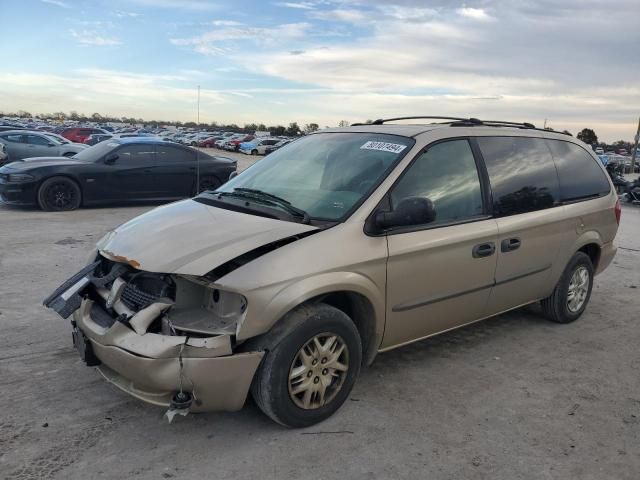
[[360, 141, 408, 154]]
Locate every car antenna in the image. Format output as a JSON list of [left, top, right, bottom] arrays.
[[196, 85, 201, 193]]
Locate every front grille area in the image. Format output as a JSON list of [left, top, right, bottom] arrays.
[[120, 283, 158, 311]]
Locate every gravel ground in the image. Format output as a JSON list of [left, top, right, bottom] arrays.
[[0, 157, 638, 479]]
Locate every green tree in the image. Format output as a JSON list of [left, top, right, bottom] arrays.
[[270, 125, 286, 136], [303, 123, 319, 134], [286, 122, 301, 136], [338, 120, 350, 127], [577, 128, 598, 145]]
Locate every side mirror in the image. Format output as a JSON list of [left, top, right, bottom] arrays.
[[228, 171, 238, 180], [48, 142, 56, 147], [104, 153, 119, 164], [375, 197, 436, 230]]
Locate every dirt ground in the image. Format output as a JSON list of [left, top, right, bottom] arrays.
[[0, 152, 638, 479]]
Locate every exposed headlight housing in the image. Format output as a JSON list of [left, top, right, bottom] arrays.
[[166, 276, 248, 336]]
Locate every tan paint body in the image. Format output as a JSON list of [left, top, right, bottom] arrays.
[[75, 124, 619, 411]]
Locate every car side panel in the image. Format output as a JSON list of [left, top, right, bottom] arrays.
[[485, 205, 577, 314]]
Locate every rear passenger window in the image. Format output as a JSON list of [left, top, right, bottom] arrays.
[[546, 140, 610, 201], [477, 137, 560, 217], [155, 145, 194, 161], [390, 139, 484, 226]]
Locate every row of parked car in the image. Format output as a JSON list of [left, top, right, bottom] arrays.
[[0, 119, 299, 164]]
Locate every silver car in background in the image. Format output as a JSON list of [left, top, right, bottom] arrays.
[[0, 130, 88, 163]]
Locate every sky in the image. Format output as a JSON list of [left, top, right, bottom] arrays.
[[0, 0, 639, 142]]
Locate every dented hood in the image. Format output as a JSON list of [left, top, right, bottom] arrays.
[[97, 199, 318, 276]]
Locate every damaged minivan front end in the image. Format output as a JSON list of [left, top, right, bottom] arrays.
[[45, 253, 263, 413], [44, 199, 320, 416]]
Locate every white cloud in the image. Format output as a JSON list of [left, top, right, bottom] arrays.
[[382, 6, 438, 21], [456, 7, 494, 21], [128, 0, 218, 10], [275, 2, 316, 9], [69, 29, 122, 46], [0, 70, 228, 121], [40, 0, 69, 8], [210, 20, 242, 26], [115, 11, 141, 18], [171, 22, 310, 54], [309, 9, 366, 23]]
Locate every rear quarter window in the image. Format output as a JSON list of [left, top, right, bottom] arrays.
[[546, 139, 611, 202], [477, 136, 560, 217]]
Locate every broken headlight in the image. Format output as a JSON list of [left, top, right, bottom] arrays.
[[165, 277, 247, 336]]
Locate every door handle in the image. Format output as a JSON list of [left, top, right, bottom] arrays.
[[501, 237, 521, 252], [472, 242, 496, 258]]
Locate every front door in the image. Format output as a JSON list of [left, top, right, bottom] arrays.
[[105, 145, 162, 200], [383, 139, 499, 349], [24, 134, 57, 157]]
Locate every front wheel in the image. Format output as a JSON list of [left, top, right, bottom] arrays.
[[541, 252, 594, 323], [251, 304, 362, 428], [251, 149, 258, 156], [37, 176, 82, 211]]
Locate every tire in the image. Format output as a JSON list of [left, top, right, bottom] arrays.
[[62, 152, 76, 158], [250, 303, 362, 428], [541, 252, 594, 323], [251, 149, 258, 156], [194, 175, 221, 195], [37, 176, 82, 211]]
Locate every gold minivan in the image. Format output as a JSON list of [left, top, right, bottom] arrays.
[[45, 117, 620, 427]]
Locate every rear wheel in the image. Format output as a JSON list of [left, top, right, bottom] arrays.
[[37, 176, 82, 211], [251, 304, 362, 428], [541, 252, 594, 323]]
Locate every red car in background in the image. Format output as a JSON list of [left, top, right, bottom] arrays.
[[60, 127, 108, 143], [198, 136, 224, 148], [224, 135, 254, 151]]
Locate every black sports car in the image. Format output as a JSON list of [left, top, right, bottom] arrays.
[[0, 137, 236, 211]]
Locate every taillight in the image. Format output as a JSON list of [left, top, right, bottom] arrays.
[[614, 199, 621, 225]]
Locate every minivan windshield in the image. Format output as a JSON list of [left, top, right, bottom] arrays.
[[211, 132, 415, 221]]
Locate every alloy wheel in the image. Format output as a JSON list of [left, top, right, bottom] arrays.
[[45, 181, 76, 209], [567, 266, 590, 313], [288, 333, 349, 410]]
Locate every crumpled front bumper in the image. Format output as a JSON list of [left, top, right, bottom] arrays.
[[74, 300, 264, 412]]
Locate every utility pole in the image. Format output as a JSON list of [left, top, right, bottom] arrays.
[[631, 116, 640, 179], [196, 85, 201, 193]]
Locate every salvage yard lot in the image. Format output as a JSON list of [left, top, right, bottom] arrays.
[[1, 163, 639, 478]]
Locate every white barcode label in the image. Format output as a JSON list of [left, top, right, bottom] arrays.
[[360, 141, 407, 154]]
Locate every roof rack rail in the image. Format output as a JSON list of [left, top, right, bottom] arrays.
[[353, 116, 572, 136], [369, 116, 477, 125], [481, 120, 536, 128]]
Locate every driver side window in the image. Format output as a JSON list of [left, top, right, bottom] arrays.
[[26, 135, 51, 146], [390, 139, 484, 226]]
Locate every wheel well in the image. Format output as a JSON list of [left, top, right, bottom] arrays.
[[315, 291, 377, 366], [36, 175, 83, 204], [578, 243, 601, 270]]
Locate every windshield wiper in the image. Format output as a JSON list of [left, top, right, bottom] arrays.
[[218, 188, 310, 224]]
